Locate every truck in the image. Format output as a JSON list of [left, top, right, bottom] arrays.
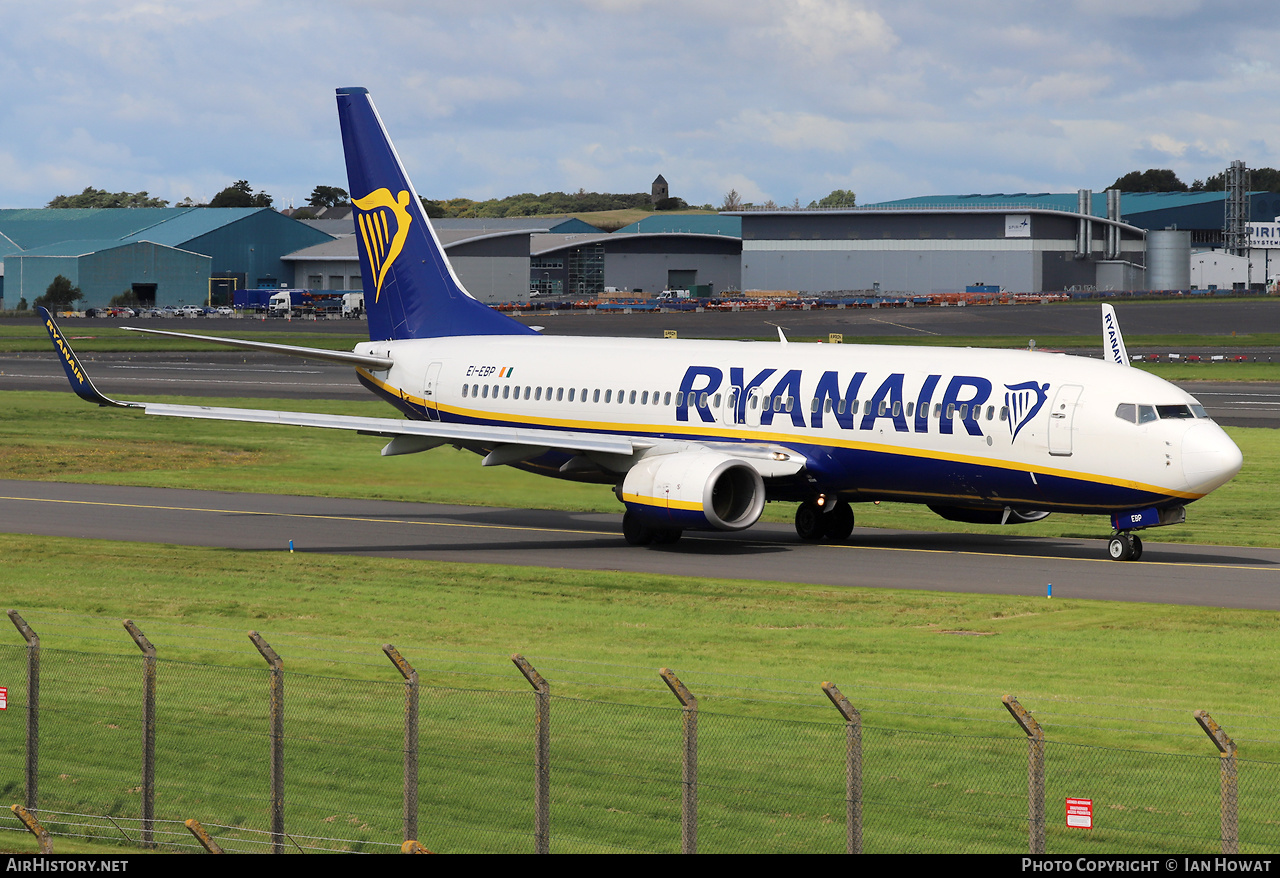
[[232, 289, 277, 312], [267, 290, 344, 317], [342, 292, 365, 318]]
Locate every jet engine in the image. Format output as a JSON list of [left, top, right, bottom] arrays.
[[928, 504, 1051, 525], [621, 452, 765, 531]]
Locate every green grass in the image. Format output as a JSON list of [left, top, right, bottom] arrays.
[[2, 535, 1277, 719], [2, 357, 1279, 852], [0, 321, 366, 353], [6, 315, 1280, 360], [3, 536, 1280, 853]]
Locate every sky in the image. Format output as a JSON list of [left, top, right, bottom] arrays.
[[3, 1, 1277, 211]]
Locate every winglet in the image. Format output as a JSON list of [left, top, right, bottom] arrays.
[[38, 307, 138, 408], [1101, 304, 1130, 367]]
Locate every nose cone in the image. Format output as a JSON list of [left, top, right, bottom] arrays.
[[1182, 422, 1243, 495]]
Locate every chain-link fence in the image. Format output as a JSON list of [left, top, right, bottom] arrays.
[[2, 611, 1279, 854]]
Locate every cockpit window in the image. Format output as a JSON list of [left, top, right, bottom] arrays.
[[1118, 402, 1212, 424]]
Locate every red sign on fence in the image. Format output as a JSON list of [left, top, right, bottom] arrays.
[[0, 687, 7, 710], [1066, 797, 1093, 829]]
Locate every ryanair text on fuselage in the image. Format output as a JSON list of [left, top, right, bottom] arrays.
[[673, 364, 1047, 441]]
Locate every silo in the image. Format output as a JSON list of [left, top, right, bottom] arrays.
[[1148, 230, 1191, 290]]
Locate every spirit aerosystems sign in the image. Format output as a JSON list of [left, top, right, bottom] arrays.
[[1248, 222, 1280, 248], [1005, 215, 1031, 238]]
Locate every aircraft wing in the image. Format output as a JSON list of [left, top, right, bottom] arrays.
[[119, 324, 393, 369], [137, 400, 643, 456], [38, 308, 806, 473], [40, 308, 638, 456]]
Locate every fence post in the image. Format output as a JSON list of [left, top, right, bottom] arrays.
[[7, 610, 39, 814], [1003, 695, 1045, 854], [660, 668, 697, 854], [10, 804, 52, 853], [123, 620, 156, 849], [248, 631, 284, 854], [383, 644, 419, 844], [1194, 710, 1238, 854], [184, 818, 225, 854], [512, 654, 550, 854], [822, 682, 862, 854]]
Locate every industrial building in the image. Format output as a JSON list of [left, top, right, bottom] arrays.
[[532, 214, 742, 298], [0, 207, 331, 308], [732, 201, 1146, 296], [290, 214, 744, 302], [7, 183, 1278, 311], [285, 220, 549, 303], [730, 188, 1280, 297]]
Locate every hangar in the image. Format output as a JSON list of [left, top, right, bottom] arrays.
[[291, 215, 743, 302], [0, 207, 331, 308], [733, 205, 1146, 296], [733, 189, 1280, 297], [531, 214, 742, 298], [285, 220, 548, 303]]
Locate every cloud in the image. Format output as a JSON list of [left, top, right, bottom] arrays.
[[0, 2, 1275, 208], [770, 0, 898, 61]]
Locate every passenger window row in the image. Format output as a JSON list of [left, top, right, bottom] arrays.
[[806, 397, 1009, 422], [462, 384, 677, 406], [460, 383, 1010, 422]]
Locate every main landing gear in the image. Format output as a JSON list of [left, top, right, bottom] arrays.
[[1107, 532, 1144, 562], [622, 510, 683, 546], [795, 498, 855, 543]]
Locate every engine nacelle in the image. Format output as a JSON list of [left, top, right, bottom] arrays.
[[928, 504, 1051, 526], [621, 452, 765, 531]]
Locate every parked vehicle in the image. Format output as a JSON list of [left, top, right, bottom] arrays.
[[232, 289, 275, 312], [269, 289, 344, 317], [342, 292, 365, 318]]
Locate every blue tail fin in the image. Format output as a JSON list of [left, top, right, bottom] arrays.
[[335, 87, 535, 341]]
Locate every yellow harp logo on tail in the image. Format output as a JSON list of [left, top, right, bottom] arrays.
[[353, 188, 413, 304]]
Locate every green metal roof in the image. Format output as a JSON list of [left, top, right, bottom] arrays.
[[865, 190, 1242, 217], [858, 190, 1280, 231], [121, 208, 267, 246], [614, 214, 741, 237], [13, 239, 145, 257], [0, 207, 286, 251], [0, 208, 194, 249], [863, 193, 1072, 211]]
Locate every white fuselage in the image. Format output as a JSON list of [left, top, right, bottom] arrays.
[[354, 334, 1242, 514]]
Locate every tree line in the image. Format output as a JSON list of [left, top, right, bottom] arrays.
[[1108, 168, 1280, 193], [420, 190, 698, 218], [43, 184, 705, 217], [45, 183, 348, 211]]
